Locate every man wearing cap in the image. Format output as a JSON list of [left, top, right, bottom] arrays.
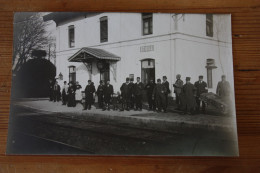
[[216, 75, 231, 102], [134, 77, 144, 111], [145, 79, 156, 111], [182, 77, 197, 115], [173, 74, 183, 109], [129, 78, 135, 109], [84, 80, 96, 110], [120, 78, 131, 111], [96, 80, 105, 109], [153, 78, 167, 113], [103, 80, 114, 111], [162, 76, 170, 109], [194, 75, 208, 113]]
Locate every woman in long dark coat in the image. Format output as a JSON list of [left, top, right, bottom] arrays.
[[67, 82, 76, 107]]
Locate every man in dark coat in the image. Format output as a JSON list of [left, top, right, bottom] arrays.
[[194, 75, 208, 113], [181, 77, 197, 115], [134, 77, 144, 111], [120, 78, 131, 111], [53, 81, 61, 102], [173, 74, 183, 109], [103, 80, 114, 111], [48, 79, 54, 101], [153, 78, 167, 113], [96, 80, 105, 109], [129, 78, 135, 109], [145, 79, 156, 111], [216, 75, 231, 103], [84, 80, 96, 110], [162, 76, 170, 109]]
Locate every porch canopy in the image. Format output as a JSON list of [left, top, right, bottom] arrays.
[[68, 47, 121, 62]]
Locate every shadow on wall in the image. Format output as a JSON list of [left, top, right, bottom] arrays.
[[11, 58, 56, 98]]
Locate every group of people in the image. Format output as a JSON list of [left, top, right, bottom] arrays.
[[173, 74, 231, 114], [48, 74, 231, 115], [48, 79, 83, 107]]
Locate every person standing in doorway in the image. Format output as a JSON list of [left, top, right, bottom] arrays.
[[103, 80, 114, 111], [134, 77, 144, 111], [194, 75, 208, 113], [173, 74, 183, 110], [84, 80, 96, 110]]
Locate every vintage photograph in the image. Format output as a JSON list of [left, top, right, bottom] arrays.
[[6, 12, 238, 156]]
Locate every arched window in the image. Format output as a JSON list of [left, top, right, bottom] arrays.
[[69, 65, 76, 84], [141, 59, 155, 84]]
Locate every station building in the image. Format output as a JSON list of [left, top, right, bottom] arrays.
[[43, 12, 234, 96]]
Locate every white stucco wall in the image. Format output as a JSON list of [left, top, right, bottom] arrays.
[[52, 13, 233, 97]]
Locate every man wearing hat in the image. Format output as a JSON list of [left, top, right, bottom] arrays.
[[194, 75, 208, 113], [120, 78, 131, 111], [134, 77, 144, 111], [182, 77, 197, 115], [173, 74, 184, 109], [216, 75, 231, 102], [153, 78, 167, 113], [162, 76, 170, 109], [103, 80, 114, 111], [96, 80, 105, 109], [84, 80, 96, 110]]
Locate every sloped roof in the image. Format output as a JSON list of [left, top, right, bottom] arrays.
[[68, 47, 121, 62]]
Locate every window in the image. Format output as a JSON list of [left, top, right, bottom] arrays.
[[206, 59, 217, 88], [206, 14, 213, 37], [142, 13, 153, 35], [100, 16, 108, 42], [69, 66, 76, 84], [68, 25, 75, 48]]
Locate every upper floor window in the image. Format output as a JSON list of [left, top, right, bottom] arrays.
[[206, 14, 213, 37], [100, 16, 108, 42], [142, 13, 153, 35], [68, 25, 75, 48]]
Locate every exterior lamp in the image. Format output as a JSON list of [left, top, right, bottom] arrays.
[[59, 72, 63, 80]]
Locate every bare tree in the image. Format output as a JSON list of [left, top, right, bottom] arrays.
[[12, 12, 54, 74]]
